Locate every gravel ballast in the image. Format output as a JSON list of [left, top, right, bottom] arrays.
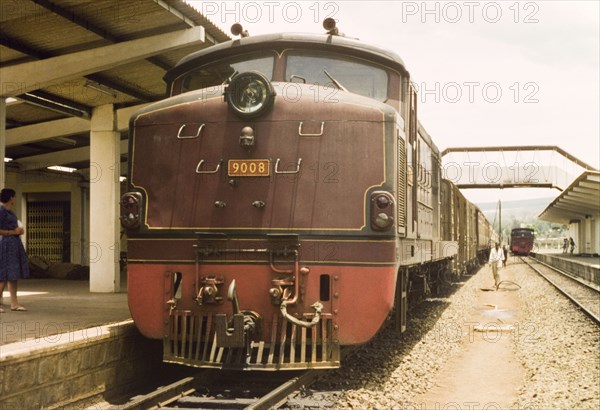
[[288, 259, 600, 409]]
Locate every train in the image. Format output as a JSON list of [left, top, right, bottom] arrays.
[[120, 19, 496, 370], [510, 228, 535, 255]]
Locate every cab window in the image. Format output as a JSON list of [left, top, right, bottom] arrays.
[[285, 52, 389, 101], [180, 52, 275, 93]]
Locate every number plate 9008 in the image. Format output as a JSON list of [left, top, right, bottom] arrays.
[[227, 159, 270, 177]]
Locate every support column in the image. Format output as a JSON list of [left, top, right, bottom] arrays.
[[1, 98, 6, 187], [593, 218, 600, 255], [89, 104, 120, 292]]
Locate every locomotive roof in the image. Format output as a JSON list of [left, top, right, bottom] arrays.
[[165, 32, 410, 83]]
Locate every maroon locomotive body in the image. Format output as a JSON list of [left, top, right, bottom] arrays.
[[511, 228, 535, 255], [121, 21, 491, 370]]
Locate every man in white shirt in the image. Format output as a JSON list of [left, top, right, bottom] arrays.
[[488, 242, 504, 288]]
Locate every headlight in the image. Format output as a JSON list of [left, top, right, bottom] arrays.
[[226, 71, 275, 118]]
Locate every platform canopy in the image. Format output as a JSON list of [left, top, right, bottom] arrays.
[[441, 146, 597, 191], [539, 171, 600, 225], [1, 0, 229, 175]]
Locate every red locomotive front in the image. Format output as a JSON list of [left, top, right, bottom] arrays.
[[511, 228, 535, 255], [121, 27, 405, 369]]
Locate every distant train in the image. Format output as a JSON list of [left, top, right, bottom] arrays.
[[120, 19, 496, 371], [511, 228, 535, 255]]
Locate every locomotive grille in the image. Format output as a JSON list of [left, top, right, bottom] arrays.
[[164, 310, 340, 370], [397, 136, 407, 229]]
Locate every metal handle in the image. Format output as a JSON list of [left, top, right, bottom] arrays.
[[275, 158, 302, 174], [298, 121, 324, 137], [195, 159, 223, 174], [177, 123, 205, 139]]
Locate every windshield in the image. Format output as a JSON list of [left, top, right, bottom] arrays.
[[285, 52, 389, 101], [512, 229, 534, 237], [181, 52, 275, 93], [177, 50, 389, 101]]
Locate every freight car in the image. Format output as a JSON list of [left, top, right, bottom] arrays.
[[440, 180, 495, 276], [120, 20, 494, 370], [511, 228, 535, 255]]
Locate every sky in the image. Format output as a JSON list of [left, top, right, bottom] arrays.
[[187, 1, 599, 204]]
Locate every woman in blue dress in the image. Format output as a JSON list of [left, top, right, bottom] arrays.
[[0, 188, 30, 312]]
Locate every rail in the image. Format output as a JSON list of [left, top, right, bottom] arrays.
[[522, 256, 600, 324], [108, 347, 357, 409], [106, 369, 318, 410]]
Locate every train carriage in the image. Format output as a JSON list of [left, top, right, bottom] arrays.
[[121, 20, 491, 371]]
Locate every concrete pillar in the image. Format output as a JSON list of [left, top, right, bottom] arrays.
[[70, 185, 83, 265], [592, 217, 600, 253], [1, 98, 6, 188], [89, 105, 120, 292], [583, 218, 592, 254], [568, 222, 580, 255]]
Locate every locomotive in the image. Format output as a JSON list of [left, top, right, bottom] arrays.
[[510, 228, 535, 255], [120, 19, 495, 370]]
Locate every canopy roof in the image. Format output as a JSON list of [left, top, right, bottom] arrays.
[[1, 0, 229, 171], [539, 171, 600, 224]]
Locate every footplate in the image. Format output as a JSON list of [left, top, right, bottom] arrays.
[[164, 310, 340, 370]]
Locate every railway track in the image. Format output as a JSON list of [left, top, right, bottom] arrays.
[[522, 256, 600, 324], [111, 367, 323, 409]]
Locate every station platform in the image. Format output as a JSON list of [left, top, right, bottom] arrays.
[[0, 279, 165, 409], [0, 278, 130, 347], [533, 252, 600, 286]]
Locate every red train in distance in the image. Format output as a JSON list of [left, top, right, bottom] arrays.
[[120, 19, 495, 371], [510, 228, 535, 255]]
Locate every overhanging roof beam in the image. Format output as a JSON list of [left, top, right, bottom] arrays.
[[6, 103, 149, 146], [6, 117, 90, 146], [16, 140, 129, 171], [573, 187, 598, 195], [552, 210, 588, 220], [0, 34, 49, 59], [554, 203, 594, 214], [562, 193, 598, 202], [566, 192, 599, 201], [541, 211, 577, 221], [564, 191, 599, 201], [578, 181, 600, 190], [560, 197, 597, 207], [85, 73, 156, 101], [30, 0, 172, 71], [1, 26, 205, 98], [1, 33, 152, 103], [587, 174, 600, 183]]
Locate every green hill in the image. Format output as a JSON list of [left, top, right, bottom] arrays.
[[476, 197, 563, 241]]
